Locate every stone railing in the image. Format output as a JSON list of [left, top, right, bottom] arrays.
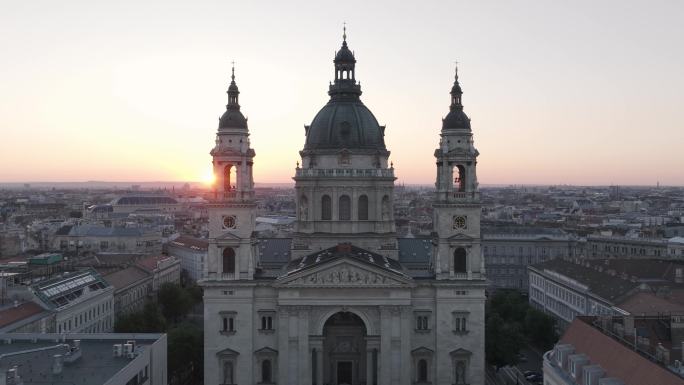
[[295, 168, 395, 178]]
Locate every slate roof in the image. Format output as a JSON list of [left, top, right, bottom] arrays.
[[258, 238, 292, 265], [530, 259, 639, 302], [102, 266, 151, 292], [284, 244, 407, 278], [252, 238, 435, 278], [482, 226, 570, 239]]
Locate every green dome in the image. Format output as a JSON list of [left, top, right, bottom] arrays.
[[305, 100, 386, 151], [303, 35, 386, 152]]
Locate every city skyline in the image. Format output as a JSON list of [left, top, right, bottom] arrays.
[[2, 0, 683, 186]]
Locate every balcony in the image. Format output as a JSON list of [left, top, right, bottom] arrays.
[[294, 168, 395, 179]]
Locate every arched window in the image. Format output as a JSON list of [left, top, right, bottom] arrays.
[[454, 248, 467, 273], [454, 165, 466, 192], [358, 195, 368, 220], [381, 195, 391, 220], [299, 195, 309, 220], [339, 195, 351, 220], [418, 359, 428, 382], [321, 195, 332, 220], [262, 359, 272, 383], [223, 247, 235, 275]]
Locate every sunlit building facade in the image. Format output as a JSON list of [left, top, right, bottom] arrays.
[[201, 32, 486, 385]]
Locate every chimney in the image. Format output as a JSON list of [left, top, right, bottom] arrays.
[[52, 354, 63, 374]]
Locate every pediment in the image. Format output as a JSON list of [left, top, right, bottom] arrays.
[[447, 233, 475, 241], [216, 231, 243, 241], [411, 346, 434, 355], [275, 258, 413, 288], [216, 347, 240, 357], [449, 348, 472, 357], [254, 347, 278, 356]]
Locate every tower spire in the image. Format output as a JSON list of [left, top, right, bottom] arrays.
[[343, 22, 347, 44], [450, 61, 463, 109], [227, 60, 240, 108]]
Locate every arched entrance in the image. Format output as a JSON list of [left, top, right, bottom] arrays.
[[322, 312, 367, 385]]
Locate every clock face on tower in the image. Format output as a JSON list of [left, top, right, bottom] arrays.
[[453, 215, 467, 230], [223, 215, 237, 229]]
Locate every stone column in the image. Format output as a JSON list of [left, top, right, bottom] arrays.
[[366, 348, 373, 385], [379, 306, 393, 385], [400, 307, 411, 385], [298, 307, 311, 385], [310, 336, 324, 385], [278, 308, 290, 383]]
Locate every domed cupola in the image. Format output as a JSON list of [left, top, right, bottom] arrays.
[[442, 64, 471, 130], [303, 27, 387, 153], [218, 66, 248, 130]]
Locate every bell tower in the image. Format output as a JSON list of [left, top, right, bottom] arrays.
[[432, 65, 484, 280], [206, 65, 257, 281]]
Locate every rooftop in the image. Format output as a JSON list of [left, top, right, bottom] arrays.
[[136, 255, 177, 272], [167, 236, 208, 252], [285, 244, 407, 278], [0, 302, 48, 330], [101, 266, 151, 292], [553, 316, 684, 385], [31, 270, 111, 310], [530, 259, 640, 302], [0, 333, 164, 385]]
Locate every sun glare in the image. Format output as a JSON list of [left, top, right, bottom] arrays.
[[202, 169, 215, 185]]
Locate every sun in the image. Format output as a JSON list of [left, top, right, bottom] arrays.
[[201, 168, 216, 186]]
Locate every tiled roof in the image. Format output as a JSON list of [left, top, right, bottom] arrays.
[[0, 302, 46, 328], [617, 292, 684, 314], [561, 317, 684, 385]]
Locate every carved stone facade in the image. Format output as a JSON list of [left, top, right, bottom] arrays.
[[201, 34, 485, 385]]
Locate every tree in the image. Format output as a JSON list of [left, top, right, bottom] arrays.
[[114, 302, 167, 333], [168, 322, 204, 385], [157, 283, 193, 322], [485, 311, 525, 367], [524, 307, 557, 350]]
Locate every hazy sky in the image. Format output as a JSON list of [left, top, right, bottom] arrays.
[[1, 0, 683, 186]]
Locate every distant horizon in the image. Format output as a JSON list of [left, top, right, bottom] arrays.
[[0, 180, 680, 189]]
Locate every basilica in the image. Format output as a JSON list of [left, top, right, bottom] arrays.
[[201, 31, 486, 385]]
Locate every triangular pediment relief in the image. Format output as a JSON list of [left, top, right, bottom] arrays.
[[447, 233, 475, 241], [254, 347, 278, 356], [275, 258, 413, 288], [216, 347, 240, 357], [215, 231, 243, 241], [449, 348, 472, 357]]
